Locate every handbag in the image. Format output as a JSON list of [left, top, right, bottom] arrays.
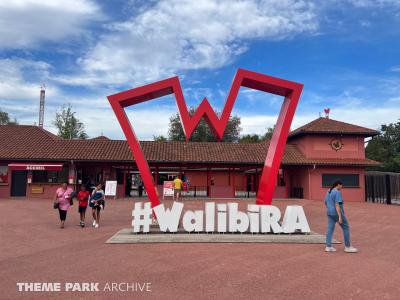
[[66, 191, 74, 206], [53, 201, 59, 209]]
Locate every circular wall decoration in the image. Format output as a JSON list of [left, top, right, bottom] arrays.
[[330, 138, 343, 151]]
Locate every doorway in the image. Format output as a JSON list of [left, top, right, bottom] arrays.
[[11, 170, 27, 197]]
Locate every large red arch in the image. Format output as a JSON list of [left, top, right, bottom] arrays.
[[108, 68, 303, 207]]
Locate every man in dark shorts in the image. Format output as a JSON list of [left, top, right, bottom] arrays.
[[173, 175, 183, 201]]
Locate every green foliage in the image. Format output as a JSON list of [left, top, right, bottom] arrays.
[[167, 107, 241, 142], [239, 134, 261, 143], [153, 135, 167, 141], [366, 121, 400, 172], [0, 109, 18, 125], [157, 107, 275, 143], [53, 104, 88, 139], [263, 126, 274, 140], [238, 126, 274, 143]]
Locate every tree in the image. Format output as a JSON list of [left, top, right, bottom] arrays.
[[239, 134, 260, 143], [238, 126, 275, 143], [167, 107, 241, 142], [153, 134, 167, 141], [53, 104, 88, 139], [262, 126, 275, 140], [366, 121, 400, 172], [0, 109, 18, 125]]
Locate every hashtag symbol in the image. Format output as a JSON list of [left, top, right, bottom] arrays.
[[132, 202, 153, 233]]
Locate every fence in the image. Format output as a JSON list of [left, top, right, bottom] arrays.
[[182, 186, 208, 197], [365, 172, 400, 205], [234, 186, 256, 198]]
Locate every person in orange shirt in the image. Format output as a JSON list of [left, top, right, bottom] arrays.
[[173, 176, 183, 201]]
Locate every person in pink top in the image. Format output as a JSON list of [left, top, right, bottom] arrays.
[[55, 182, 73, 228]]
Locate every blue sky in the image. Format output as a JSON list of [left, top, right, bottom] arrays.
[[0, 0, 400, 139]]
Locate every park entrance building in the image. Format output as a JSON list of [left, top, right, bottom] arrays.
[[0, 117, 379, 201]]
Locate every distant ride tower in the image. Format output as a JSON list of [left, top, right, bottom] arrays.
[[39, 84, 45, 128]]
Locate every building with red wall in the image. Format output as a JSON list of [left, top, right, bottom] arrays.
[[0, 117, 379, 201]]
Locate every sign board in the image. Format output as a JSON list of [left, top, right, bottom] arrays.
[[105, 180, 117, 196], [31, 186, 44, 194], [163, 181, 174, 200], [132, 201, 311, 234]]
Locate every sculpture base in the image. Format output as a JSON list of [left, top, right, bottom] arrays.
[[105, 228, 339, 244]]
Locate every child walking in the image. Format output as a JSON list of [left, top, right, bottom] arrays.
[[77, 185, 90, 227]]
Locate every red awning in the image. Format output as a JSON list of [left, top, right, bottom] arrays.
[[8, 163, 63, 171]]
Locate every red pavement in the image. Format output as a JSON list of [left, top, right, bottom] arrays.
[[1, 198, 400, 300]]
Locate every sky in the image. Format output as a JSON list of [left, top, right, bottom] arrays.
[[0, 0, 400, 140]]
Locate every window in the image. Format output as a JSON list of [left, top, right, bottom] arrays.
[[0, 166, 8, 184], [322, 174, 359, 188], [32, 167, 68, 183]]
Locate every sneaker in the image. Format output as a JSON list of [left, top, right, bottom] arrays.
[[344, 246, 358, 253], [93, 220, 96, 227], [325, 246, 337, 252], [81, 222, 85, 228], [95, 223, 99, 228]]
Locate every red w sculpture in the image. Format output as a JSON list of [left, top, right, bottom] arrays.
[[108, 69, 303, 207]]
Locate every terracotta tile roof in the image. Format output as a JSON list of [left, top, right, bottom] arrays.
[[139, 141, 307, 164], [0, 124, 378, 166], [302, 158, 379, 166], [90, 136, 110, 141], [0, 124, 61, 141], [289, 117, 379, 139]]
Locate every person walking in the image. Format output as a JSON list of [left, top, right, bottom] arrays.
[[138, 176, 144, 197], [77, 185, 90, 227], [55, 182, 73, 229], [325, 180, 358, 253], [173, 175, 183, 201], [90, 183, 105, 228]]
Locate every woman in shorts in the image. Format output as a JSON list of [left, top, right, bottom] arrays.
[[90, 183, 105, 228]]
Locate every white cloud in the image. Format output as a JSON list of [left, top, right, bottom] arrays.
[[55, 0, 318, 87], [390, 65, 400, 72], [2, 0, 400, 140], [0, 58, 59, 101], [240, 113, 330, 136], [238, 105, 400, 137], [348, 0, 400, 8], [0, 0, 101, 48], [44, 105, 175, 140]]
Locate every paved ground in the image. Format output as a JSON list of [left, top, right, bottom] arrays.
[[1, 198, 400, 300]]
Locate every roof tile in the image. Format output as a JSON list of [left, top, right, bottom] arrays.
[[289, 117, 379, 138], [0, 123, 379, 167]]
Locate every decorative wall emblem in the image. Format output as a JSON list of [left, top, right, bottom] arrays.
[[330, 138, 343, 151]]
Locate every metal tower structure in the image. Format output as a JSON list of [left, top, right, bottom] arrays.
[[39, 84, 45, 128]]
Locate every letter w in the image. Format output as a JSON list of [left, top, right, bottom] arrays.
[[153, 202, 184, 232]]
